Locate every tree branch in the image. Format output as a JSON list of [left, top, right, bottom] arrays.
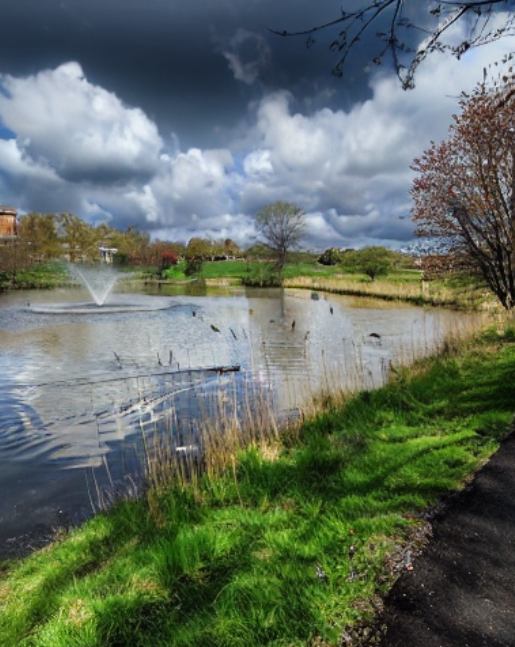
[[272, 1, 515, 88]]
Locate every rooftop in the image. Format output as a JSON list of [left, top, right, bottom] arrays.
[[0, 206, 17, 216]]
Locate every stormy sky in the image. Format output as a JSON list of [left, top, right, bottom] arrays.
[[0, 1, 513, 250]]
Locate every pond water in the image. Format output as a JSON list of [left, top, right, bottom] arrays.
[[0, 285, 486, 553]]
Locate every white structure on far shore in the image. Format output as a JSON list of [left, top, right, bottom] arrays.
[[99, 246, 118, 264]]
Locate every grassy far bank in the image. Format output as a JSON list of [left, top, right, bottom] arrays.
[[193, 260, 420, 283], [124, 260, 495, 311], [195, 260, 490, 310], [0, 259, 341, 289], [284, 275, 492, 310], [1, 327, 514, 647], [152, 259, 348, 282], [0, 262, 69, 290], [0, 258, 493, 311]]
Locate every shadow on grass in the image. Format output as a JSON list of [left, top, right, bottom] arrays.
[[2, 343, 514, 647]]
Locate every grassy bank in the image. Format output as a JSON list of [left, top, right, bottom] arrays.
[[284, 275, 494, 311], [0, 262, 69, 290], [158, 259, 345, 283], [1, 326, 514, 647], [161, 259, 416, 284], [167, 261, 492, 310], [1, 258, 495, 311]]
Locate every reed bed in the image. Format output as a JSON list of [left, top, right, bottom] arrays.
[[139, 375, 283, 502], [284, 275, 497, 311], [1, 318, 514, 647]]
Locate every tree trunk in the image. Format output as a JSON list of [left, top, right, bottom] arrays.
[[509, 143, 515, 308]]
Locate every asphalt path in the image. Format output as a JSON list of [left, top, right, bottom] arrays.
[[378, 429, 515, 647]]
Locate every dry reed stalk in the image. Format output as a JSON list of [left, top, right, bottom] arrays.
[[132, 308, 494, 522], [133, 373, 284, 518], [284, 276, 494, 310]]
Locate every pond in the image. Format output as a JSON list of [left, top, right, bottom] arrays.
[[0, 284, 486, 555]]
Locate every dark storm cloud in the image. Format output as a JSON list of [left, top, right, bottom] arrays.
[[0, 0, 375, 148], [0, 1, 513, 249]]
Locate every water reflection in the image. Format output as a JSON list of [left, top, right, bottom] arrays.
[[0, 286, 486, 550]]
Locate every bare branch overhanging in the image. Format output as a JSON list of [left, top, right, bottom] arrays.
[[270, 1, 515, 89]]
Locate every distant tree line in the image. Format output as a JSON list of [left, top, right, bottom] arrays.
[[0, 202, 310, 287], [0, 211, 246, 280], [1, 207, 414, 288]]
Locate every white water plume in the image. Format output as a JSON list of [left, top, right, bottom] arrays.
[[70, 264, 121, 306]]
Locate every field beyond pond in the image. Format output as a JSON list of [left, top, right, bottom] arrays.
[[156, 258, 491, 310], [2, 256, 495, 311], [1, 326, 514, 647]]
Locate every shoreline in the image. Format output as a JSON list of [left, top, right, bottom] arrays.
[[2, 330, 514, 646]]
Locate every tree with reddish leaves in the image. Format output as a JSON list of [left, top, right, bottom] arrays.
[[160, 250, 179, 270], [142, 241, 180, 277], [411, 64, 515, 309]]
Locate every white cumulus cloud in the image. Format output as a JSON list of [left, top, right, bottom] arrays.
[[0, 30, 514, 251], [0, 62, 163, 184]]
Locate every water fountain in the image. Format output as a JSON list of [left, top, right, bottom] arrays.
[[28, 264, 175, 314], [71, 264, 121, 306]]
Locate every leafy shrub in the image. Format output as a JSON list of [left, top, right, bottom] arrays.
[[340, 247, 395, 280], [162, 260, 187, 280], [318, 248, 343, 266], [185, 258, 203, 277]]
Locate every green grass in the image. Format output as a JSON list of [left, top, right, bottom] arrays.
[[3, 257, 489, 311], [163, 260, 414, 283], [163, 260, 347, 282], [284, 266, 423, 284], [163, 259, 488, 310], [1, 330, 514, 646], [200, 260, 249, 280], [281, 261, 348, 280], [0, 262, 69, 290], [197, 260, 431, 302]]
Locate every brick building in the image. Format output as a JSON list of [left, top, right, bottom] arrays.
[[0, 206, 17, 238]]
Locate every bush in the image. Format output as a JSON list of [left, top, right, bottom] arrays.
[[243, 261, 280, 286], [162, 260, 187, 280], [318, 248, 343, 266], [340, 247, 395, 281], [185, 258, 203, 277]]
